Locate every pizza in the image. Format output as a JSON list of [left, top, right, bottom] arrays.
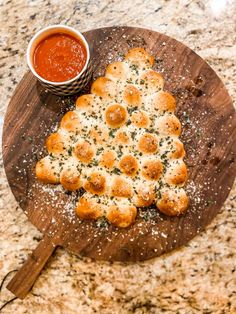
[[36, 47, 189, 228]]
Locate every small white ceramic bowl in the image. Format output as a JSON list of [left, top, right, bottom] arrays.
[[27, 25, 92, 96]]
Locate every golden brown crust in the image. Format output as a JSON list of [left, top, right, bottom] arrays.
[[99, 150, 116, 169], [114, 131, 130, 144], [35, 157, 60, 184], [84, 172, 106, 195], [74, 141, 94, 163], [138, 133, 159, 154], [60, 111, 80, 132], [111, 177, 133, 198], [105, 104, 127, 128], [157, 115, 181, 136], [123, 85, 142, 107], [106, 205, 137, 228], [125, 47, 154, 67], [91, 77, 116, 100], [105, 61, 126, 81], [140, 70, 164, 93], [89, 127, 109, 144], [168, 139, 185, 159], [153, 91, 176, 113], [119, 155, 138, 176], [142, 160, 163, 180], [76, 94, 94, 110], [76, 197, 103, 220], [131, 111, 150, 128], [46, 133, 66, 155], [135, 186, 155, 207], [60, 168, 81, 191], [165, 161, 188, 185], [156, 188, 189, 216]]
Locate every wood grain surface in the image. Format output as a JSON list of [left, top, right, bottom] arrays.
[[3, 27, 236, 268]]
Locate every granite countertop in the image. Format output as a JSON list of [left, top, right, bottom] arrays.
[[0, 0, 235, 313]]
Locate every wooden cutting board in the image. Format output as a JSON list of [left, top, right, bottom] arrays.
[[3, 26, 236, 299]]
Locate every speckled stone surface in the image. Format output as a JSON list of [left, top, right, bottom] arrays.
[[0, 0, 236, 313]]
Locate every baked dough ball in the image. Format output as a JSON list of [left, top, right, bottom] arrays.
[[60, 111, 80, 133], [46, 133, 66, 155], [119, 155, 138, 176], [74, 141, 94, 163], [168, 138, 185, 159], [105, 104, 127, 128], [157, 115, 181, 136], [135, 185, 155, 207], [91, 77, 117, 100], [60, 166, 81, 191], [138, 133, 159, 154], [100, 150, 116, 169], [105, 61, 127, 81], [142, 159, 163, 180], [35, 156, 60, 184], [125, 47, 154, 68], [156, 188, 189, 216], [111, 177, 133, 198], [76, 94, 95, 111], [89, 127, 109, 144], [123, 85, 142, 107], [153, 91, 176, 113], [106, 205, 137, 228], [114, 131, 130, 144], [165, 161, 188, 185], [84, 172, 106, 195], [131, 111, 150, 128], [76, 197, 103, 219], [140, 70, 164, 93]]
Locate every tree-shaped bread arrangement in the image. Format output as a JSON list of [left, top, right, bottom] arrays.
[[36, 47, 189, 228]]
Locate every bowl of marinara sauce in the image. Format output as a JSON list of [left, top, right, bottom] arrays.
[[27, 25, 92, 95]]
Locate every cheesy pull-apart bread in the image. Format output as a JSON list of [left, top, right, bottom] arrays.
[[36, 47, 189, 228]]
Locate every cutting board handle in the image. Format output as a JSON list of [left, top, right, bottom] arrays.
[[7, 233, 58, 299]]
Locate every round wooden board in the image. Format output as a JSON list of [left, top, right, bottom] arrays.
[[3, 26, 236, 262]]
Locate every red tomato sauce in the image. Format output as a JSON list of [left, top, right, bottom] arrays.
[[33, 33, 87, 82]]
